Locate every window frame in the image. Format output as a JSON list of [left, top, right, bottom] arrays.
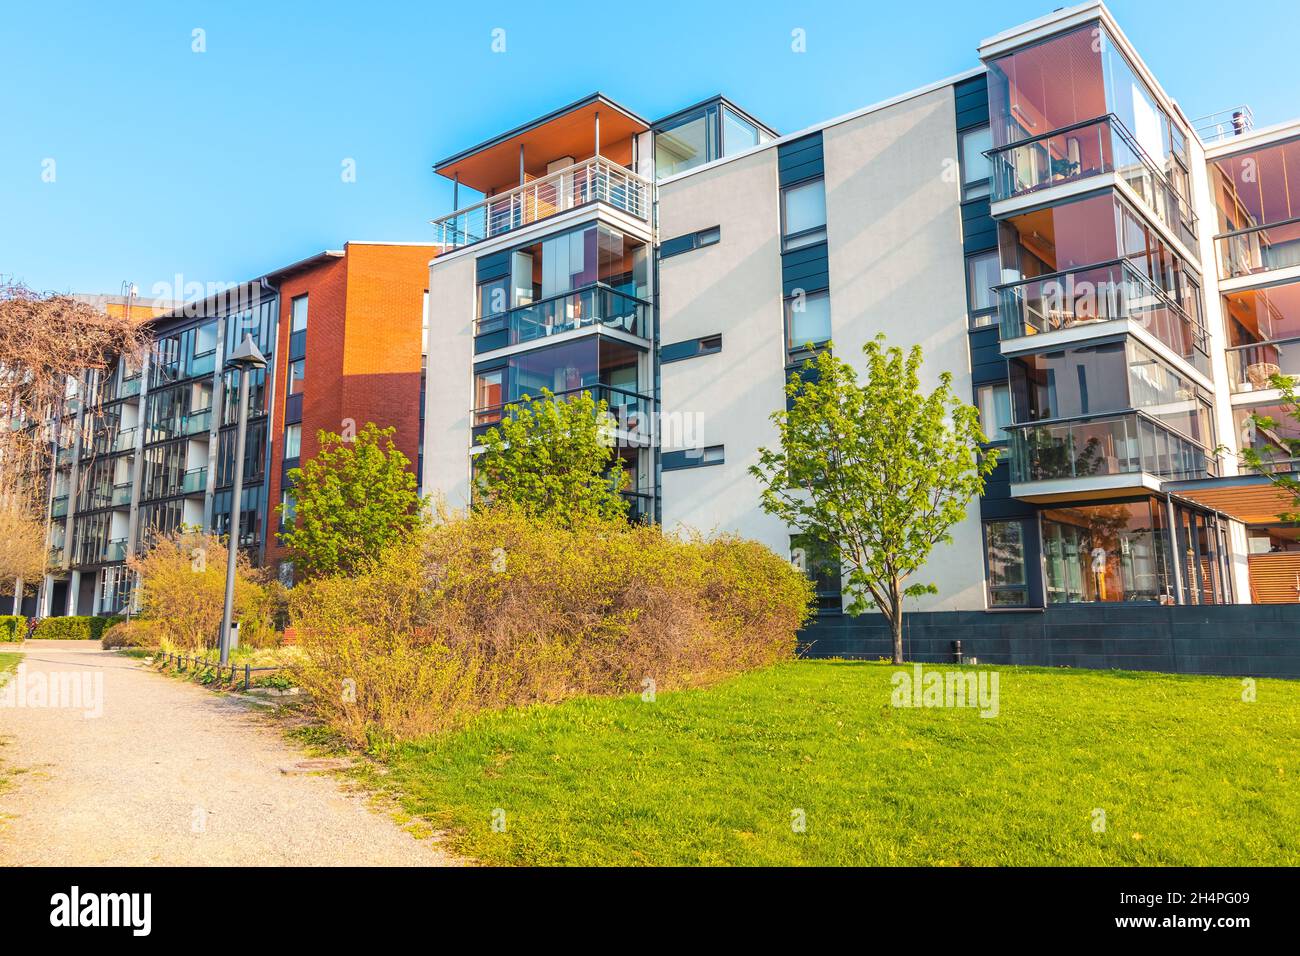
[[283, 423, 302, 461], [780, 176, 828, 252], [290, 294, 309, 334], [784, 289, 832, 360], [983, 519, 1030, 608], [966, 250, 1000, 328], [958, 125, 993, 201], [975, 381, 1013, 443]]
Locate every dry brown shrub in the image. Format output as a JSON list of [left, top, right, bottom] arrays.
[[289, 507, 813, 748]]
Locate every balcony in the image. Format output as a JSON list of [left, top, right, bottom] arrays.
[[472, 384, 652, 442], [989, 115, 1198, 249], [112, 483, 132, 507], [1226, 340, 1300, 393], [117, 376, 142, 399], [114, 427, 137, 452], [49, 546, 65, 565], [622, 491, 656, 524], [1216, 218, 1300, 281], [182, 467, 208, 495], [56, 447, 75, 467], [184, 408, 212, 436], [189, 350, 217, 378], [103, 539, 128, 562], [997, 259, 1208, 372], [51, 495, 69, 518], [476, 285, 649, 351], [432, 158, 651, 250], [1009, 411, 1217, 487]]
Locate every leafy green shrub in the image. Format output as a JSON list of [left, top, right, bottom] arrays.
[[0, 615, 25, 642], [31, 615, 122, 640], [101, 619, 160, 649], [290, 507, 813, 748]]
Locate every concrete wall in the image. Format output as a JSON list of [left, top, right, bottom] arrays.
[[657, 148, 790, 548], [422, 251, 478, 513]]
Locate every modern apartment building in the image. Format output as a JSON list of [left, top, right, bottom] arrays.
[[422, 2, 1300, 671], [17, 241, 435, 617]]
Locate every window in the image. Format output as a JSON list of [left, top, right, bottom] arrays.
[[959, 126, 992, 200], [722, 106, 760, 156], [283, 423, 301, 460], [195, 321, 218, 356], [477, 277, 509, 318], [660, 226, 721, 260], [290, 295, 308, 333], [966, 250, 1000, 326], [781, 178, 827, 251], [287, 359, 305, 396], [976, 383, 1012, 441], [785, 290, 831, 356], [280, 492, 296, 531], [655, 109, 714, 179], [1041, 501, 1175, 605], [984, 521, 1029, 607], [792, 534, 842, 613]]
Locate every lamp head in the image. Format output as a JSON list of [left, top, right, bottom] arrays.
[[225, 334, 268, 371]]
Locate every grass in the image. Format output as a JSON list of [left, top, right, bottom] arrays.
[[362, 660, 1300, 866], [0, 652, 19, 794]]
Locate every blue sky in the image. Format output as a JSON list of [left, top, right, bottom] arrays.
[[2, 0, 1297, 296]]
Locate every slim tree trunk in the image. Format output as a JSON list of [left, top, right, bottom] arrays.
[[890, 578, 904, 664]]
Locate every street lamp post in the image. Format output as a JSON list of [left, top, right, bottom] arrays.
[[219, 334, 267, 666]]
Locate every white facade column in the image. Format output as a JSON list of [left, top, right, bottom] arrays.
[[66, 569, 81, 616], [11, 577, 22, 615]]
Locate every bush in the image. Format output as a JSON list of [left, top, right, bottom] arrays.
[[31, 615, 122, 640], [0, 615, 24, 642], [290, 507, 813, 748], [101, 619, 161, 649], [128, 529, 284, 650]]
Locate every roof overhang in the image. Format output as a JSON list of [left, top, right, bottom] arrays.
[[1163, 473, 1296, 525], [434, 93, 649, 195]]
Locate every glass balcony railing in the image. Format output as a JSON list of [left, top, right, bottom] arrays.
[[1008, 411, 1216, 485], [56, 447, 75, 467], [1226, 340, 1300, 393], [475, 285, 650, 347], [996, 259, 1208, 372], [622, 491, 656, 524], [189, 350, 217, 378], [103, 539, 128, 562], [112, 483, 133, 507], [114, 427, 137, 452], [432, 158, 652, 250], [472, 384, 652, 442], [182, 467, 208, 495], [184, 408, 212, 436], [117, 376, 142, 399], [51, 495, 69, 518], [49, 546, 65, 565], [1216, 218, 1300, 280], [989, 114, 1198, 249]]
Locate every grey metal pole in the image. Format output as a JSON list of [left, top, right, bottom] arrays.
[[218, 366, 252, 666]]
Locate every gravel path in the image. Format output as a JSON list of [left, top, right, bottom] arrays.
[[0, 641, 458, 866]]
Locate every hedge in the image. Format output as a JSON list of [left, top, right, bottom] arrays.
[[31, 615, 123, 641], [0, 615, 24, 642]]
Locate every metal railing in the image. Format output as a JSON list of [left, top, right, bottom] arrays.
[[472, 384, 651, 440], [1192, 106, 1255, 143], [156, 652, 288, 691], [476, 284, 649, 346], [1216, 217, 1300, 280], [989, 114, 1198, 248], [432, 158, 652, 250], [996, 258, 1208, 371], [1225, 340, 1300, 393], [1008, 410, 1217, 484]]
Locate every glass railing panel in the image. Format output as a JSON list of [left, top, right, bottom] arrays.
[[1009, 413, 1213, 484], [1216, 219, 1300, 280], [51, 495, 69, 518], [112, 483, 132, 507], [184, 408, 213, 435], [1226, 340, 1300, 393], [104, 539, 128, 562], [182, 467, 208, 494], [189, 350, 217, 378], [472, 384, 651, 441], [114, 427, 137, 452], [117, 376, 142, 399], [477, 285, 649, 347]]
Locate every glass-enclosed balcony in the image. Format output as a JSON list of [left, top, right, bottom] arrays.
[[432, 158, 651, 250], [472, 384, 651, 442], [1216, 218, 1300, 280], [476, 284, 649, 349], [989, 115, 1198, 249], [1009, 411, 1217, 485], [997, 259, 1208, 371]]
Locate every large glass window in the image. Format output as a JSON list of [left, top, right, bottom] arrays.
[[1211, 135, 1300, 233], [283, 424, 301, 461], [1041, 500, 1171, 604], [966, 250, 1000, 325], [655, 108, 714, 179], [1009, 341, 1130, 423], [781, 178, 828, 251], [722, 106, 761, 156], [983, 520, 1028, 607], [976, 383, 1012, 441], [287, 359, 305, 396], [785, 290, 831, 357], [960, 126, 993, 200], [291, 295, 308, 333]]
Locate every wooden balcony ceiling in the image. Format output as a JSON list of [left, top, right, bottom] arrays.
[[1168, 475, 1294, 525], [435, 94, 647, 196]]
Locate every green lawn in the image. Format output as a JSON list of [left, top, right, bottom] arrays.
[[0, 652, 19, 793], [365, 660, 1300, 866]]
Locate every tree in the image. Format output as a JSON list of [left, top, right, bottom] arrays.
[[751, 337, 997, 664], [0, 499, 45, 592], [278, 423, 422, 577], [1240, 372, 1300, 521], [474, 388, 629, 525]]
